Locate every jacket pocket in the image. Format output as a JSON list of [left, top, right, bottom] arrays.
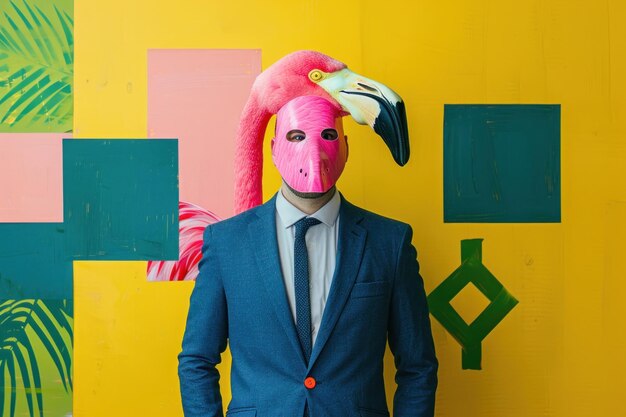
[[359, 407, 389, 417], [350, 281, 390, 299], [226, 407, 256, 416]]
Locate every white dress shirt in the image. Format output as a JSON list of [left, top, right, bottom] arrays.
[[275, 189, 341, 346]]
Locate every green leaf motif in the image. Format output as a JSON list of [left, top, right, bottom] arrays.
[[0, 299, 73, 417], [0, 0, 73, 132]]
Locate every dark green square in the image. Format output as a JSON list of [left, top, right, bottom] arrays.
[[444, 104, 561, 223], [63, 139, 179, 260]]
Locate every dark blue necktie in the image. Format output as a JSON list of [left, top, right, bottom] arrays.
[[294, 217, 321, 364]]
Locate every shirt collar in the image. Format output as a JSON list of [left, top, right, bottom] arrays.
[[276, 188, 341, 229]]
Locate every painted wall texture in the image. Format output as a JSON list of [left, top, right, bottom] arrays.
[[1, 0, 625, 416]]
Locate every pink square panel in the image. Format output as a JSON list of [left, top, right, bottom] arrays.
[[148, 49, 261, 219], [0, 133, 71, 223]]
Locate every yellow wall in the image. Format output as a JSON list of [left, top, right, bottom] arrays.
[[74, 1, 626, 416]]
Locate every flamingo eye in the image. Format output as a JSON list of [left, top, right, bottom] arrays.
[[287, 130, 306, 142], [308, 69, 326, 82], [321, 129, 338, 141]]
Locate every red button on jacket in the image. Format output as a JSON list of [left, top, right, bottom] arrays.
[[304, 377, 316, 389]]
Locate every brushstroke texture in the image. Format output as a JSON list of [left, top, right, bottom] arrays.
[[63, 139, 179, 260]]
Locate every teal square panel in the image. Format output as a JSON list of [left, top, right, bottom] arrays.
[[0, 223, 71, 299], [63, 139, 179, 260], [444, 104, 560, 223]]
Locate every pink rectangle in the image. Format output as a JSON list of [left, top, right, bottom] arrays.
[[0, 133, 71, 223], [148, 49, 261, 219]]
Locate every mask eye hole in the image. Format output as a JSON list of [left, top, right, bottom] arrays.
[[321, 129, 338, 141], [287, 130, 306, 142]]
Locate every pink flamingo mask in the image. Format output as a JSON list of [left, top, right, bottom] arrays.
[[271, 96, 348, 194]]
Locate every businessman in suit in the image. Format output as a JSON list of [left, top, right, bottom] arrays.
[[178, 96, 438, 417]]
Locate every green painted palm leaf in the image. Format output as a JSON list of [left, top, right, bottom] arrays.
[[0, 0, 73, 132], [0, 299, 73, 417]]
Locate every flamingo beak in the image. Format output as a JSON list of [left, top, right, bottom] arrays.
[[316, 68, 410, 166]]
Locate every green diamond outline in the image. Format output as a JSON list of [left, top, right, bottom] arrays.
[[427, 239, 518, 369]]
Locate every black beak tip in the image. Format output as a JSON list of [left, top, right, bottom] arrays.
[[373, 100, 410, 167], [396, 152, 409, 166]]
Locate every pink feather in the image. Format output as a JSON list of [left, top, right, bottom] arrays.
[[147, 201, 220, 281]]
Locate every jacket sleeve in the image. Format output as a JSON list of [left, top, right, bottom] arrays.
[[178, 225, 228, 417], [388, 224, 438, 417]]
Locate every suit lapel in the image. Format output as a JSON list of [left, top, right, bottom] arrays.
[[308, 196, 366, 369], [248, 194, 306, 365]]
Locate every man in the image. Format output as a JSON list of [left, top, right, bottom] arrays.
[[178, 96, 438, 417]]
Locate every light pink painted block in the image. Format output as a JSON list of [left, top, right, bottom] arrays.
[[148, 49, 261, 219], [0, 133, 71, 223]]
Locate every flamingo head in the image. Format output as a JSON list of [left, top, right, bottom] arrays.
[[253, 50, 410, 166]]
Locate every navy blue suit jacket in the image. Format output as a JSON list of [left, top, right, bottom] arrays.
[[178, 193, 438, 417]]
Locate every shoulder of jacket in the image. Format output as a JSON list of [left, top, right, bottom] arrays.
[[346, 201, 410, 235]]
